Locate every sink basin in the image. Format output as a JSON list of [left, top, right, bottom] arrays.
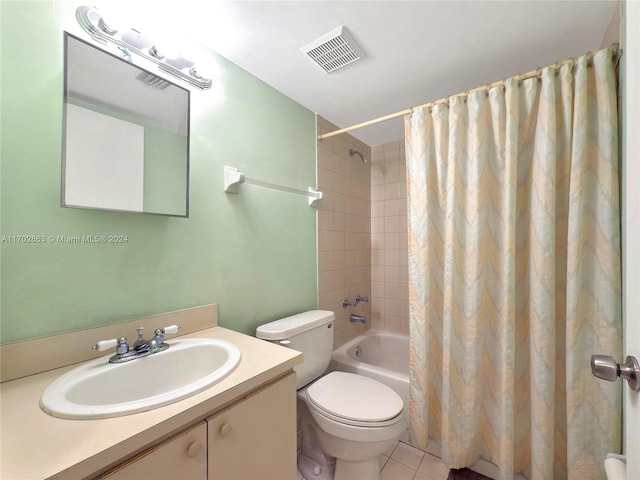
[[40, 338, 241, 419]]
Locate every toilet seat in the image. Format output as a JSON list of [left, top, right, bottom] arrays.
[[306, 372, 404, 427], [306, 397, 403, 428], [257, 311, 407, 480]]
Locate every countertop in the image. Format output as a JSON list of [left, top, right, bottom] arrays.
[[0, 326, 302, 480]]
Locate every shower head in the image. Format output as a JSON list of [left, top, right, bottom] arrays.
[[348, 149, 368, 164]]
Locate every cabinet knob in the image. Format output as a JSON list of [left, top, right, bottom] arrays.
[[186, 441, 202, 458], [219, 423, 232, 437]]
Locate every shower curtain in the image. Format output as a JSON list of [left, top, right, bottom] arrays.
[[406, 47, 621, 480]]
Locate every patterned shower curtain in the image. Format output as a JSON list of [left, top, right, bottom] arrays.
[[405, 47, 621, 480]]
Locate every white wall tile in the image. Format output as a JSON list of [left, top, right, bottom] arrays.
[[317, 116, 371, 348], [370, 140, 410, 334]]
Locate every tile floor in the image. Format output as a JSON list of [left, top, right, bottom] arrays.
[[297, 441, 450, 480]]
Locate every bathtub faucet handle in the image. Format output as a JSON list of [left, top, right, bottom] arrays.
[[343, 295, 369, 308], [355, 295, 369, 304], [342, 298, 356, 308]]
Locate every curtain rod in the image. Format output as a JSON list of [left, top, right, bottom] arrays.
[[318, 43, 620, 141]]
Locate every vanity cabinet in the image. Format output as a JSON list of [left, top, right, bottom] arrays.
[[207, 372, 297, 480], [94, 373, 296, 480], [97, 422, 207, 479]]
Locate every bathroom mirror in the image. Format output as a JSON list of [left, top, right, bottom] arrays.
[[62, 33, 190, 217]]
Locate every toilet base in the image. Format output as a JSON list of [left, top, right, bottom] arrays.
[[298, 454, 334, 480], [334, 457, 380, 480]]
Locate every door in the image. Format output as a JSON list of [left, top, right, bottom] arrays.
[[97, 422, 207, 480], [207, 373, 297, 480], [623, 1, 639, 478]]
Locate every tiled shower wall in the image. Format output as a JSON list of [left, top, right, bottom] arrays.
[[370, 141, 410, 333], [316, 116, 372, 347]]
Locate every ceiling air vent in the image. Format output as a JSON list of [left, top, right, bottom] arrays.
[[136, 72, 171, 89], [301, 26, 363, 73]]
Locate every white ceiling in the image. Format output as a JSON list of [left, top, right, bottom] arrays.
[[66, 34, 189, 135], [193, 1, 617, 146], [103, 0, 617, 146]]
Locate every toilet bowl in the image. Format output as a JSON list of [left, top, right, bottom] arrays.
[[303, 371, 406, 480], [256, 311, 407, 480]]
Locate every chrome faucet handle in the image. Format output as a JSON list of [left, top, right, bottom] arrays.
[[133, 327, 147, 350], [92, 336, 129, 354], [342, 299, 355, 308], [153, 328, 165, 345], [344, 296, 369, 308], [151, 325, 180, 353], [153, 325, 181, 343], [147, 338, 158, 353], [116, 337, 129, 354]]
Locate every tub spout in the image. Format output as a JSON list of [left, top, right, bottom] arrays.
[[349, 314, 367, 324]]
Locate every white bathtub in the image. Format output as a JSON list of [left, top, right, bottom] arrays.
[[329, 330, 515, 480], [328, 330, 410, 411]]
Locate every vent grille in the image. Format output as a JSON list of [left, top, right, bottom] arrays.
[[136, 72, 171, 89], [301, 26, 363, 73]]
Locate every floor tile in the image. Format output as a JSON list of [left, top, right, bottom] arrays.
[[418, 452, 450, 480], [385, 442, 399, 457], [299, 440, 483, 480], [298, 440, 498, 480], [391, 442, 425, 470], [382, 458, 417, 480], [413, 472, 435, 480]]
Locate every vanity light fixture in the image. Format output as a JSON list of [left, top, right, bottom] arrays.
[[75, 6, 212, 90]]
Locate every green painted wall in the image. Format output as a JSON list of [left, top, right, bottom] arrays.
[[0, 1, 318, 343]]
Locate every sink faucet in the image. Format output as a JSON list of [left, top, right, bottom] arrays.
[[92, 325, 181, 363]]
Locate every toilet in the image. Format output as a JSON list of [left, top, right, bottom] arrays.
[[256, 310, 406, 480]]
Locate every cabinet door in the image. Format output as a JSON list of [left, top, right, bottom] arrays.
[[207, 372, 296, 480], [97, 422, 207, 480]]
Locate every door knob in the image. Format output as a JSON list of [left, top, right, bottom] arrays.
[[186, 441, 202, 458], [219, 423, 232, 437], [591, 354, 640, 391]]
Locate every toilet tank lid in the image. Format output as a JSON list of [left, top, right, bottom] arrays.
[[256, 310, 335, 340]]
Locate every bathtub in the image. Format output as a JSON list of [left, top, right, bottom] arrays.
[[329, 330, 516, 480], [328, 330, 410, 411]]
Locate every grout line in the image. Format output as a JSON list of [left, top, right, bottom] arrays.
[[378, 440, 399, 472], [379, 454, 391, 472], [388, 441, 400, 456], [303, 440, 474, 480]]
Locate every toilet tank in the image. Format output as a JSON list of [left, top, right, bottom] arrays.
[[256, 310, 335, 389]]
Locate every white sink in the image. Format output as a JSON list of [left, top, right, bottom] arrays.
[[40, 338, 241, 419]]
